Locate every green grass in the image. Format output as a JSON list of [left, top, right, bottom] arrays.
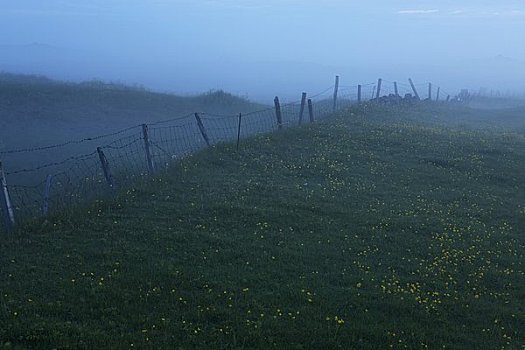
[[1, 104, 524, 349], [0, 73, 266, 151]]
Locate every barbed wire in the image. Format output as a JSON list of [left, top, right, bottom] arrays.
[[0, 125, 142, 155]]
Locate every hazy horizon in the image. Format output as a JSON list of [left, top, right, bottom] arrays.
[[1, 0, 525, 101]]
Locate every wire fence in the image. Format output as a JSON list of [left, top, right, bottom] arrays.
[[0, 77, 453, 232]]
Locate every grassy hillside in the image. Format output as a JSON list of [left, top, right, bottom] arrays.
[[0, 73, 266, 150], [1, 104, 524, 349]]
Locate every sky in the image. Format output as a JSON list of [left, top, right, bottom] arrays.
[[1, 0, 525, 100]]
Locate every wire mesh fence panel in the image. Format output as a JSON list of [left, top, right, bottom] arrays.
[[99, 132, 149, 186], [241, 108, 279, 138], [200, 114, 239, 145], [149, 119, 209, 168], [281, 102, 301, 127]]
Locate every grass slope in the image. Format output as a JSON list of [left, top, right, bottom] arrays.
[[0, 73, 265, 150], [1, 105, 524, 349]]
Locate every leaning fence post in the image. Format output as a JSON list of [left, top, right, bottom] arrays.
[[42, 174, 53, 216], [428, 83, 432, 100], [394, 82, 399, 96], [142, 124, 156, 174], [436, 87, 441, 101], [408, 78, 420, 100], [0, 162, 15, 231], [97, 147, 115, 188], [299, 92, 307, 124], [307, 99, 314, 123], [333, 75, 340, 112], [357, 85, 362, 103], [446, 95, 451, 102], [194, 113, 211, 148], [376, 78, 382, 99], [274, 97, 283, 130], [236, 113, 242, 151]]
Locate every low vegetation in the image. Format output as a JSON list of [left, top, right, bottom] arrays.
[[0, 73, 265, 150], [1, 103, 524, 349]]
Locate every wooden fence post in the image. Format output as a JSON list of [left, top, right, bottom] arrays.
[[42, 174, 53, 216], [446, 95, 451, 102], [274, 97, 283, 130], [307, 99, 314, 123], [193, 113, 211, 147], [371, 86, 376, 100], [408, 78, 420, 100], [376, 78, 382, 99], [299, 92, 307, 124], [394, 82, 399, 96], [97, 147, 115, 188], [333, 75, 340, 112], [436, 87, 441, 101], [0, 162, 15, 231], [357, 85, 362, 103], [428, 83, 432, 100], [236, 113, 242, 151], [142, 124, 156, 174]]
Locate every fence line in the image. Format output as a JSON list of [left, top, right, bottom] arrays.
[[0, 77, 453, 232]]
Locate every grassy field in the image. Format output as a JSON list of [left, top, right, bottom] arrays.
[[0, 73, 267, 178], [1, 103, 524, 349]]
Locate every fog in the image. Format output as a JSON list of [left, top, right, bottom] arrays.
[[1, 0, 525, 101]]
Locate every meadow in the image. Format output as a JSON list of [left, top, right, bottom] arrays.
[[0, 73, 267, 178], [0, 103, 524, 349]]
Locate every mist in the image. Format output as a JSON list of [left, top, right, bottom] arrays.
[[1, 0, 525, 101]]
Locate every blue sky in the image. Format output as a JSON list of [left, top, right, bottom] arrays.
[[1, 0, 524, 99]]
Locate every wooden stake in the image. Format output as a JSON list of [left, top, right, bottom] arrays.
[[357, 85, 362, 103], [0, 162, 15, 231], [97, 147, 115, 188], [394, 82, 399, 96], [436, 87, 441, 101], [307, 99, 314, 123], [428, 83, 432, 100], [299, 92, 307, 124], [236, 113, 242, 151], [42, 174, 53, 216], [376, 78, 382, 99], [333, 75, 340, 112], [194, 113, 210, 147], [408, 78, 420, 100], [274, 96, 283, 130], [142, 124, 156, 174]]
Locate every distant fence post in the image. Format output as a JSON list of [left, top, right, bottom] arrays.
[[436, 87, 441, 101], [193, 113, 210, 147], [142, 124, 156, 174], [408, 78, 420, 100], [371, 86, 376, 100], [394, 82, 399, 96], [446, 95, 451, 102], [236, 113, 242, 151], [428, 83, 432, 100], [333, 75, 340, 112], [376, 78, 382, 99], [42, 174, 53, 216], [357, 85, 362, 103], [97, 147, 115, 188], [299, 92, 307, 124], [0, 162, 16, 231], [274, 97, 283, 130], [307, 99, 314, 123]]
